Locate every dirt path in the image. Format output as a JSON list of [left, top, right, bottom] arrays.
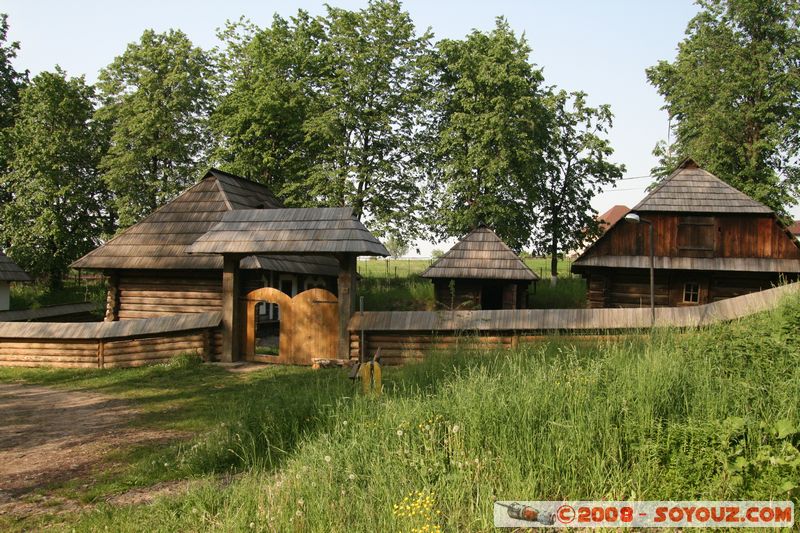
[[0, 383, 181, 517]]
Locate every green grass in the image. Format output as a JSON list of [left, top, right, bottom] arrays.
[[2, 294, 800, 531], [529, 277, 588, 308], [10, 277, 106, 310]]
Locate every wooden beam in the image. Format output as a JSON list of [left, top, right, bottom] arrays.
[[104, 271, 120, 322], [221, 254, 242, 362], [337, 253, 357, 359]]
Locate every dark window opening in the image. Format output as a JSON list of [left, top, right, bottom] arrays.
[[683, 282, 700, 303], [480, 284, 503, 310], [255, 301, 280, 356]]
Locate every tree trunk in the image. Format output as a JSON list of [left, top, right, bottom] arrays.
[[550, 236, 558, 287]]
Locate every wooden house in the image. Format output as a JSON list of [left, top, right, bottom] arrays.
[[421, 226, 539, 310], [0, 251, 31, 311], [571, 160, 800, 308], [71, 169, 340, 321]]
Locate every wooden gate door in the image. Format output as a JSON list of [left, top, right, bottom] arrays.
[[243, 287, 338, 365], [291, 288, 338, 364]]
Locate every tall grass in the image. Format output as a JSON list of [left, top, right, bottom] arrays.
[[10, 278, 106, 310], [359, 276, 435, 311], [68, 294, 800, 531]]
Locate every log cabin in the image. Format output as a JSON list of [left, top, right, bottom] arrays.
[[71, 169, 340, 324], [421, 226, 538, 310], [0, 251, 31, 310], [571, 160, 800, 308]]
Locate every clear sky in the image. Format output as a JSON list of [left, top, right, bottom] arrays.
[[3, 0, 757, 255]]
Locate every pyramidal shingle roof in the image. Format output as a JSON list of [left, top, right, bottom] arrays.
[[0, 251, 31, 282], [71, 169, 339, 275], [421, 226, 538, 281], [633, 160, 772, 214]]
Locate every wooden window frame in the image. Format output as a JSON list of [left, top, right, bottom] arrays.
[[683, 282, 700, 303], [677, 216, 716, 257]]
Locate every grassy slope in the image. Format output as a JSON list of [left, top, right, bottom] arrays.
[[2, 295, 799, 531]]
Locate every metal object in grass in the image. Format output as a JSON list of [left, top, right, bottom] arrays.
[[496, 502, 554, 525]]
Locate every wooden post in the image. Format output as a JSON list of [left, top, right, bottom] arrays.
[[337, 253, 357, 360], [97, 340, 105, 369], [104, 271, 120, 322], [221, 254, 242, 363]]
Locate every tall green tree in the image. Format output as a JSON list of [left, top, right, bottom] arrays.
[[212, 13, 328, 198], [1, 69, 109, 288], [0, 14, 27, 187], [213, 0, 433, 242], [532, 91, 625, 284], [429, 18, 548, 251], [647, 0, 800, 214], [97, 29, 215, 228]]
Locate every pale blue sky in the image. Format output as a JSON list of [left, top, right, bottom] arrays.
[[3, 0, 734, 253]]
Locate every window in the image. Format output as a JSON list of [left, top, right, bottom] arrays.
[[677, 216, 715, 257], [683, 282, 700, 303]]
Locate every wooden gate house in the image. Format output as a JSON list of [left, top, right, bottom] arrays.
[[188, 207, 389, 363]]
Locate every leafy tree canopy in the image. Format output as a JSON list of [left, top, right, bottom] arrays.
[[647, 0, 800, 215], [428, 18, 549, 252], [0, 14, 27, 183], [97, 29, 215, 228], [532, 90, 624, 280], [1, 69, 109, 288], [213, 0, 434, 243]]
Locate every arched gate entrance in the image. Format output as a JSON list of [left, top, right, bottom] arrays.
[[243, 287, 339, 365]]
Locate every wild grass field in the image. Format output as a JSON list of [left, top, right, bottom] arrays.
[[1, 293, 798, 531]]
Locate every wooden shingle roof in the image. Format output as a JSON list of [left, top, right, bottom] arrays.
[[420, 226, 538, 281], [71, 169, 339, 275], [633, 160, 772, 214], [188, 208, 389, 256], [0, 251, 31, 282]]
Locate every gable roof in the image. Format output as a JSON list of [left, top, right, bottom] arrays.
[[420, 226, 538, 281], [71, 169, 339, 275], [632, 160, 772, 214], [188, 207, 389, 257], [598, 205, 629, 232], [0, 251, 32, 282]]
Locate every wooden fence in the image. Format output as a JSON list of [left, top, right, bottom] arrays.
[[348, 282, 800, 365], [0, 312, 221, 368]]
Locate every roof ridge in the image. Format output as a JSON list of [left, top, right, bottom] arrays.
[[207, 168, 284, 209]]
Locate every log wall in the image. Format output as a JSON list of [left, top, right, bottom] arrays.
[[0, 312, 220, 369]]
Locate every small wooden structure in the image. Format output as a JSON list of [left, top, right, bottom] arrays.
[[421, 226, 538, 310], [572, 160, 800, 308], [188, 207, 388, 363], [0, 251, 31, 311]]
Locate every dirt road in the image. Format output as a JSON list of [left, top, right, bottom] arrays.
[[0, 383, 177, 516]]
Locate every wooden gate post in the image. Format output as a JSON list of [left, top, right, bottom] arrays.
[[221, 254, 242, 362], [337, 253, 357, 360]]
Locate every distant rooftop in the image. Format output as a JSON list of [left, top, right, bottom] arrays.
[[597, 205, 629, 231]]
